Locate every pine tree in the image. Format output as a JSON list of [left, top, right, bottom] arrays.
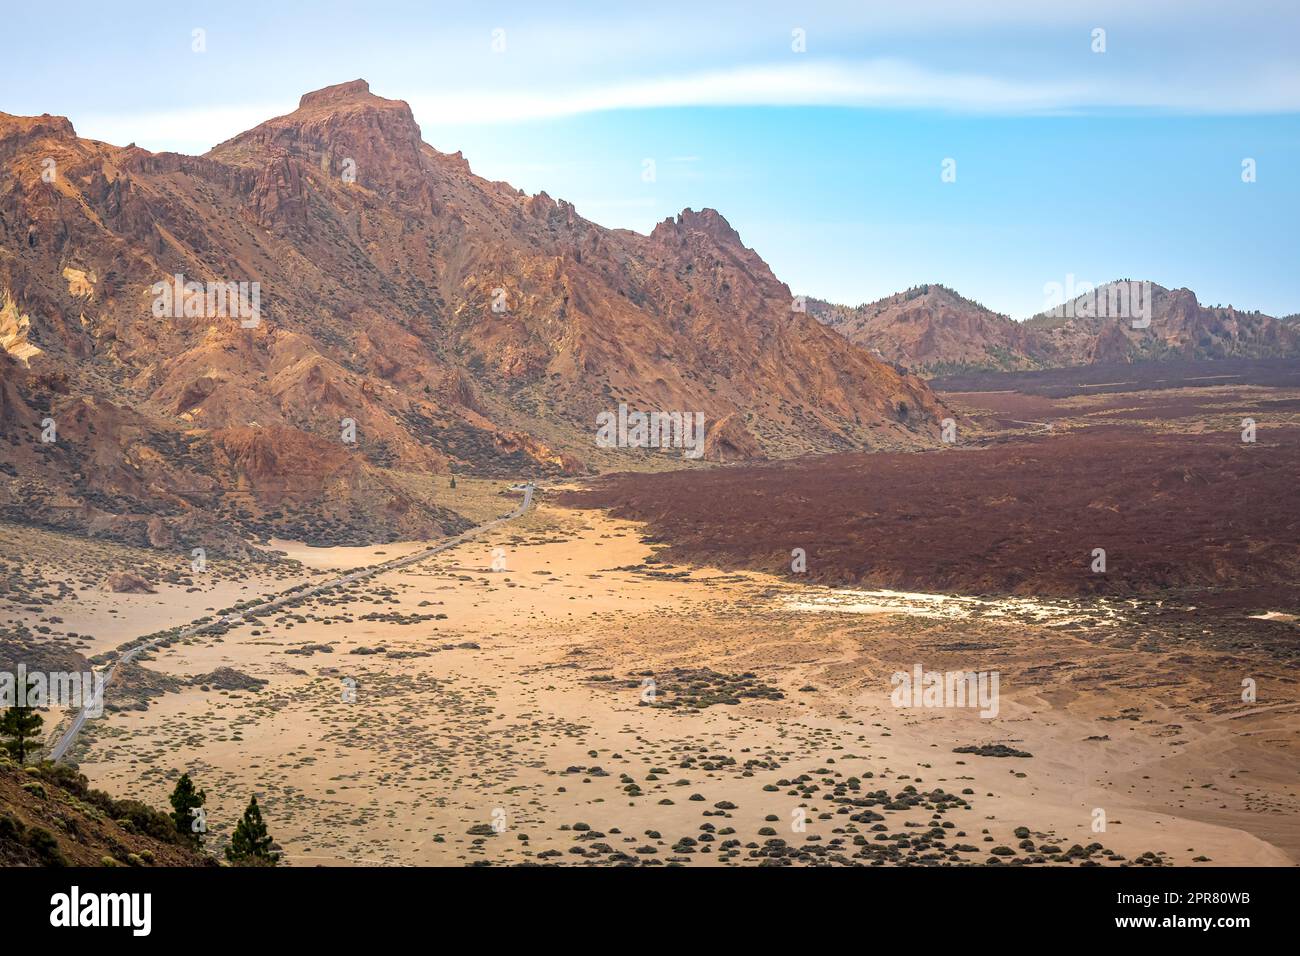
[[225, 794, 280, 866], [168, 772, 207, 847], [0, 705, 43, 765], [449, 473, 457, 489]]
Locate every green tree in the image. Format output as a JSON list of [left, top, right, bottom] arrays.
[[0, 706, 43, 765], [449, 473, 457, 489], [168, 772, 207, 847], [225, 794, 280, 866]]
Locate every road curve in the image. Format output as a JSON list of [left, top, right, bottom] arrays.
[[50, 483, 535, 762]]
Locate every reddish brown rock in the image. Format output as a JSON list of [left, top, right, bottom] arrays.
[[704, 413, 762, 462], [813, 282, 1299, 376], [809, 285, 1039, 375], [102, 571, 156, 593], [0, 80, 945, 547]]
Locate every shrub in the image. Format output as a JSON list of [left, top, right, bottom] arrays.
[[27, 827, 66, 866]]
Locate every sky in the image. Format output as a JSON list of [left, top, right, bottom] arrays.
[[5, 0, 1298, 317]]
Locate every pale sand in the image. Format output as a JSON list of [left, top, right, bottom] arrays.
[[263, 539, 433, 572], [0, 522, 329, 659], [27, 572, 320, 659], [68, 504, 1298, 866], [9, 540, 432, 659]]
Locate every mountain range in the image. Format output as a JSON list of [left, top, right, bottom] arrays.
[[810, 282, 1300, 377], [0, 80, 941, 550]]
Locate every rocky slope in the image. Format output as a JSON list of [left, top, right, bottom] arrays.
[[1023, 281, 1300, 366], [0, 757, 211, 866], [809, 285, 1039, 375], [0, 80, 942, 549], [814, 281, 1299, 376]]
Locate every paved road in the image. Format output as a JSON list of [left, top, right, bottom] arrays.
[[50, 483, 535, 762]]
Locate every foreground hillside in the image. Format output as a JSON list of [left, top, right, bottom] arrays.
[[0, 79, 941, 551], [813, 282, 1299, 376], [0, 757, 209, 866]]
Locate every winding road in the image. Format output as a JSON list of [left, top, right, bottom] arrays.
[[50, 483, 535, 763]]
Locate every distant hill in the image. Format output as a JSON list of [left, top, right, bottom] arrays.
[[812, 280, 1300, 376], [807, 284, 1040, 376]]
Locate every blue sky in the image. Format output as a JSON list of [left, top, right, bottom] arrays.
[[5, 0, 1298, 317]]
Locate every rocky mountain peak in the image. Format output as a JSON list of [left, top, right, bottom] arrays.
[[0, 112, 77, 147], [208, 79, 424, 195], [298, 78, 376, 110], [653, 208, 744, 247]]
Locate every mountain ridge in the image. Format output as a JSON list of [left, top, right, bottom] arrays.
[[0, 80, 943, 550], [810, 280, 1299, 376]]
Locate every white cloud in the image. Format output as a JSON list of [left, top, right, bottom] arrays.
[[75, 56, 1300, 153], [407, 59, 1300, 123]]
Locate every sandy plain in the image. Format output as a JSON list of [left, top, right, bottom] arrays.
[[53, 499, 1296, 867]]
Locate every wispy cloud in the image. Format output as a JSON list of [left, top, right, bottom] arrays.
[[76, 56, 1300, 154], [405, 59, 1300, 123]]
